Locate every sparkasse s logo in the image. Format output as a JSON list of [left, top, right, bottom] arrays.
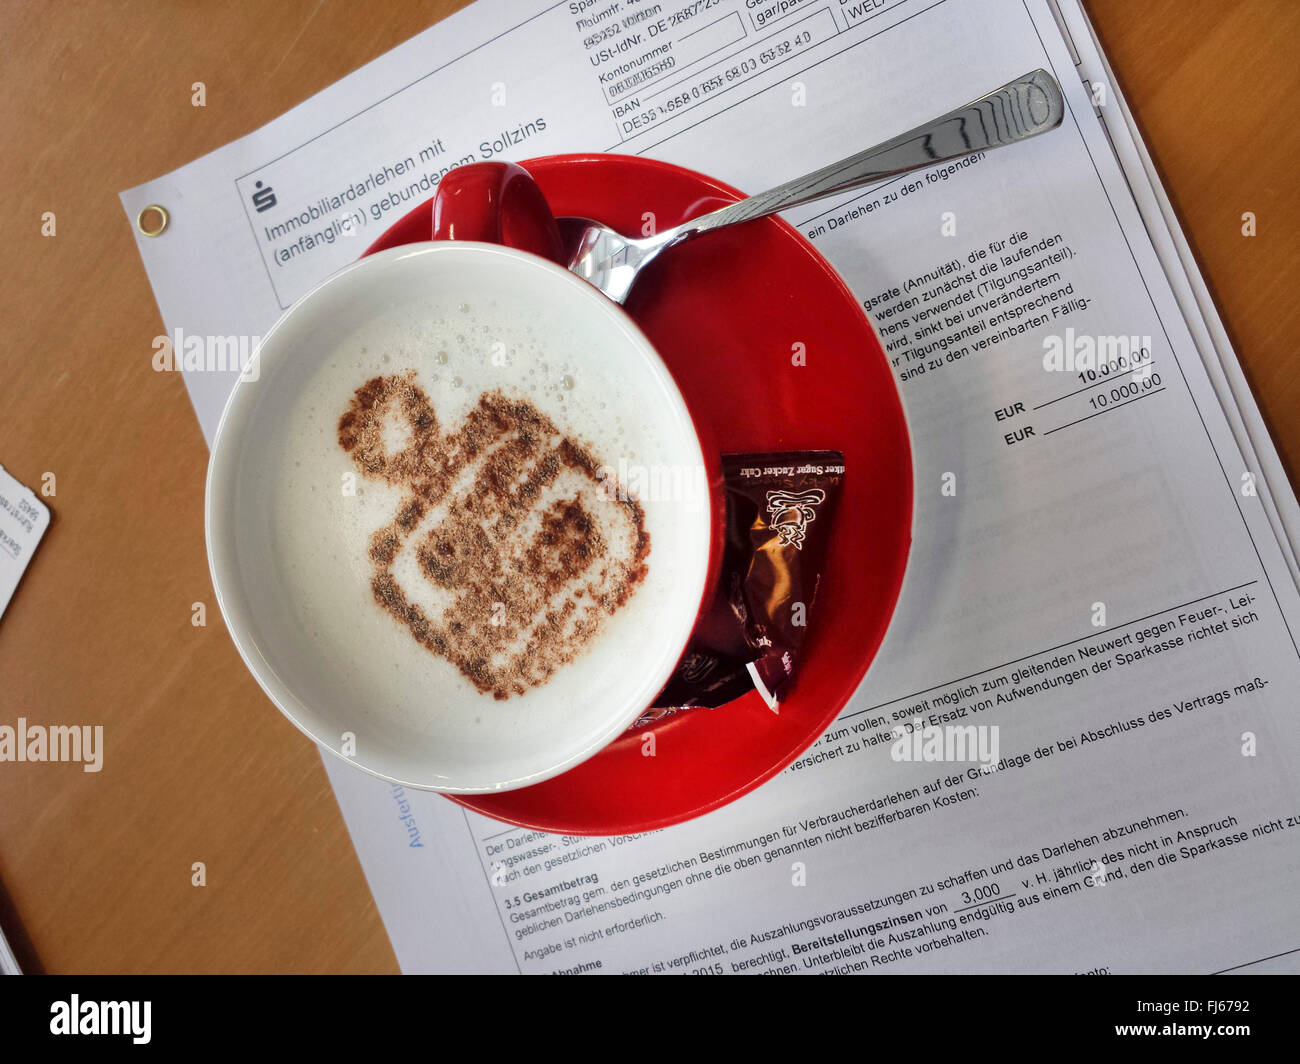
[[49, 994, 151, 1044]]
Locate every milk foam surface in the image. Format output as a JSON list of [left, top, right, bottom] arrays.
[[271, 297, 690, 746]]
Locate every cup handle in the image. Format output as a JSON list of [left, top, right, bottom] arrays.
[[431, 161, 564, 264]]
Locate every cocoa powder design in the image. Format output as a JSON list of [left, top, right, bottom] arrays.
[[338, 372, 649, 699]]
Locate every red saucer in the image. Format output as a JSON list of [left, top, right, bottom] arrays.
[[364, 154, 912, 835]]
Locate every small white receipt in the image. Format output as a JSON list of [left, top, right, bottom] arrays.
[[0, 465, 50, 620]]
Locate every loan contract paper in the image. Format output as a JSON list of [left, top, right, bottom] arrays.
[[124, 0, 1300, 973]]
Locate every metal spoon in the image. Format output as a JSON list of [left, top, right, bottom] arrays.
[[562, 69, 1064, 303]]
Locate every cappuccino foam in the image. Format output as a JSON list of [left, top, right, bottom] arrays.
[[270, 298, 687, 744]]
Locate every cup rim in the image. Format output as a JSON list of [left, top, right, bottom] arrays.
[[205, 240, 713, 792]]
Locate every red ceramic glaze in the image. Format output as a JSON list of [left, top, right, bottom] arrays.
[[428, 160, 563, 264]]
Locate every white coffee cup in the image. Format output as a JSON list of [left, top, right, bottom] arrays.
[[206, 242, 713, 792]]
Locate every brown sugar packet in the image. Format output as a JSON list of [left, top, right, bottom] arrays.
[[636, 450, 844, 724]]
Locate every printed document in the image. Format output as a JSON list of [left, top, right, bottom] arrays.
[[123, 0, 1300, 973]]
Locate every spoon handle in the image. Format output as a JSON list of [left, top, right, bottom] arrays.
[[676, 69, 1064, 240]]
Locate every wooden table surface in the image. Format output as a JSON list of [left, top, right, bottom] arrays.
[[0, 0, 1296, 973]]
